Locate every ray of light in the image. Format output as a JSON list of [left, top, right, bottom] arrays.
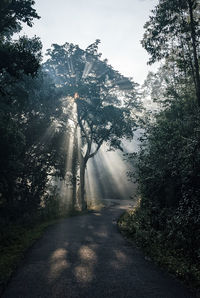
[[56, 101, 78, 209], [85, 169, 99, 208], [82, 60, 93, 79], [85, 143, 136, 206]]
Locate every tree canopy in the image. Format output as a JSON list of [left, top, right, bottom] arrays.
[[44, 40, 140, 208], [142, 0, 200, 104], [0, 0, 40, 38]]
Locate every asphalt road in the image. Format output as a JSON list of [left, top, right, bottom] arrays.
[[3, 199, 196, 298]]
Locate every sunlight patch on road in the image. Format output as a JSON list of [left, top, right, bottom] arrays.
[[110, 250, 129, 269], [74, 265, 93, 283], [115, 250, 128, 263], [94, 227, 108, 238], [48, 248, 69, 280], [79, 245, 97, 262], [74, 245, 97, 283]]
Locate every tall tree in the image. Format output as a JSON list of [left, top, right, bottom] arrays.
[[0, 0, 41, 85], [44, 40, 139, 209], [142, 0, 200, 105], [0, 0, 44, 222]]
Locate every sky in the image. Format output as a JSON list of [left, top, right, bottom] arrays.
[[20, 0, 159, 85]]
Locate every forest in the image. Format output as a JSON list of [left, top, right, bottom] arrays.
[[0, 0, 200, 296]]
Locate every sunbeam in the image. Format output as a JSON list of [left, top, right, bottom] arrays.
[[85, 143, 137, 207], [82, 60, 94, 79]]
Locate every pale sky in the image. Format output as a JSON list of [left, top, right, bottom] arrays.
[[20, 0, 159, 84]]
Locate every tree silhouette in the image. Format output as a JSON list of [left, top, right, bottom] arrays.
[[44, 40, 140, 209]]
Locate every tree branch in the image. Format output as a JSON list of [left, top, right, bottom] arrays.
[[88, 139, 104, 159]]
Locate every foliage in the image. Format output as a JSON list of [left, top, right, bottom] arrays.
[[136, 101, 200, 208], [0, 0, 40, 38], [0, 69, 72, 223], [44, 40, 140, 208], [0, 218, 59, 293], [0, 0, 68, 223], [44, 40, 139, 153], [123, 0, 200, 290], [118, 205, 200, 289], [126, 97, 200, 288], [0, 36, 42, 80], [142, 0, 200, 104]]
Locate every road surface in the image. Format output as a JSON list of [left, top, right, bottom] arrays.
[[3, 199, 195, 298]]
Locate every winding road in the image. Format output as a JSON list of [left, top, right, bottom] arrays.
[[3, 199, 195, 298]]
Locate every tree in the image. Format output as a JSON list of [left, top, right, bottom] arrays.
[[0, 0, 42, 93], [44, 40, 140, 209], [0, 0, 45, 222], [0, 36, 42, 81], [142, 0, 200, 105], [0, 0, 40, 38]]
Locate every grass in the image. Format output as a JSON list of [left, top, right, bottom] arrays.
[[0, 219, 58, 292], [118, 205, 200, 293]]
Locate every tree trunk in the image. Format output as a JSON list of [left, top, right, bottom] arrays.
[[77, 155, 87, 210], [71, 129, 78, 211], [188, 0, 200, 105]]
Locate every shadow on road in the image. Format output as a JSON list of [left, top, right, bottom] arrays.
[[3, 200, 195, 298]]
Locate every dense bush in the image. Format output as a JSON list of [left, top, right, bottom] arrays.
[[137, 101, 200, 209], [124, 100, 200, 287]]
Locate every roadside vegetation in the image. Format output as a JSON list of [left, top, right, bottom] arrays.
[[0, 219, 56, 292], [119, 0, 200, 291]]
